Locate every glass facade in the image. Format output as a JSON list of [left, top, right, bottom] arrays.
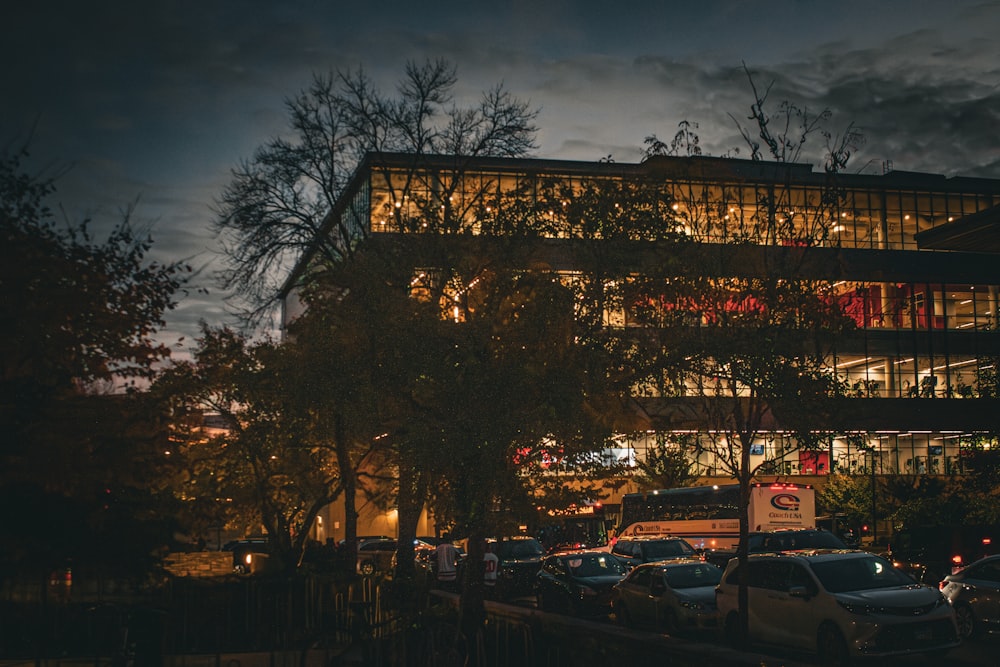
[[319, 153, 1000, 479]]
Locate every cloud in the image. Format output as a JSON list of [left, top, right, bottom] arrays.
[[6, 0, 999, 351]]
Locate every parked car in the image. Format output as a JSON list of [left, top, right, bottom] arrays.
[[611, 559, 721, 635], [222, 537, 269, 574], [703, 529, 847, 568], [940, 553, 1000, 638], [357, 538, 398, 575], [883, 525, 997, 588], [490, 536, 545, 601], [391, 538, 446, 578], [716, 550, 960, 664], [338, 535, 392, 549], [534, 550, 628, 617], [609, 536, 699, 569]]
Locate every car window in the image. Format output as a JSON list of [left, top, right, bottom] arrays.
[[786, 563, 818, 595], [748, 531, 847, 552], [760, 561, 793, 591], [543, 557, 565, 575], [644, 540, 695, 560], [971, 560, 1000, 583], [664, 563, 722, 589], [497, 538, 543, 559], [564, 553, 627, 577], [810, 555, 914, 593], [628, 567, 652, 587], [613, 541, 636, 558], [734, 560, 788, 590]]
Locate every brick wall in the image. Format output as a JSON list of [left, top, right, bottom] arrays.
[[163, 552, 234, 578]]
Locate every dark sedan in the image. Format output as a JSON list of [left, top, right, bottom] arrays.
[[534, 550, 629, 618], [491, 536, 545, 601], [941, 553, 1000, 638]]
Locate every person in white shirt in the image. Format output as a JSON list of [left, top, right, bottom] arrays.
[[435, 534, 460, 592], [483, 540, 499, 599]]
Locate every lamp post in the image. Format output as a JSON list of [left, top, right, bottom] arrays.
[[869, 448, 878, 546]]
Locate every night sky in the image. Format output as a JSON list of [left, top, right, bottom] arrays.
[[4, 0, 999, 354]]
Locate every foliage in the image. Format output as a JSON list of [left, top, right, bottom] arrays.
[[822, 465, 1000, 541], [631, 433, 698, 491], [0, 143, 189, 581], [817, 472, 875, 531], [153, 327, 351, 573]]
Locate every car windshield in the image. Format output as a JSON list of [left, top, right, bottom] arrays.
[[663, 563, 722, 589], [645, 540, 695, 559], [563, 554, 627, 577], [750, 531, 846, 551], [497, 539, 544, 559], [810, 555, 916, 592]]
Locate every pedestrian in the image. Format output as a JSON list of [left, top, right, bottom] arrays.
[[483, 540, 499, 599], [435, 533, 460, 592]]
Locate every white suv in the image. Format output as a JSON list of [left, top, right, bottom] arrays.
[[715, 550, 959, 664]]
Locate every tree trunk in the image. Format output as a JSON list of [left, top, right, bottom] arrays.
[[459, 526, 487, 667]]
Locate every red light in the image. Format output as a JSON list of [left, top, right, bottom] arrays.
[[983, 538, 992, 546], [952, 555, 963, 565]]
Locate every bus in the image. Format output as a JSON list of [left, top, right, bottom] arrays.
[[536, 501, 612, 552], [617, 483, 816, 551]]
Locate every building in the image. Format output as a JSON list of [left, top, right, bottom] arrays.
[[282, 152, 1000, 533]]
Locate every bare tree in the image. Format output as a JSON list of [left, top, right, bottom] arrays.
[[214, 59, 538, 327], [730, 61, 864, 173]]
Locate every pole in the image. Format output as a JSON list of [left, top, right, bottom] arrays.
[[870, 450, 877, 546]]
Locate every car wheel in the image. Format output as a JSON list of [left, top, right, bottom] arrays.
[[954, 603, 978, 639], [723, 612, 744, 649], [817, 623, 850, 667], [360, 560, 376, 576]]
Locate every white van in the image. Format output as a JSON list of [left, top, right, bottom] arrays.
[[715, 550, 960, 664]]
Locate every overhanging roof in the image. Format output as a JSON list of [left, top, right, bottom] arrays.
[[915, 204, 1000, 253]]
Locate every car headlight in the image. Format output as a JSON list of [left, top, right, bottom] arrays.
[[679, 600, 705, 610]]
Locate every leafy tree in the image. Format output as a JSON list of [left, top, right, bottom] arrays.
[[153, 327, 363, 574], [619, 65, 863, 646], [0, 143, 188, 583], [632, 433, 698, 491], [214, 58, 541, 584], [817, 471, 878, 534]]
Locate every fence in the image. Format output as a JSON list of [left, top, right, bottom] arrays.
[[0, 574, 803, 667]]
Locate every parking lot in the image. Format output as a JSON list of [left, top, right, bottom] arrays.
[[496, 591, 999, 666]]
